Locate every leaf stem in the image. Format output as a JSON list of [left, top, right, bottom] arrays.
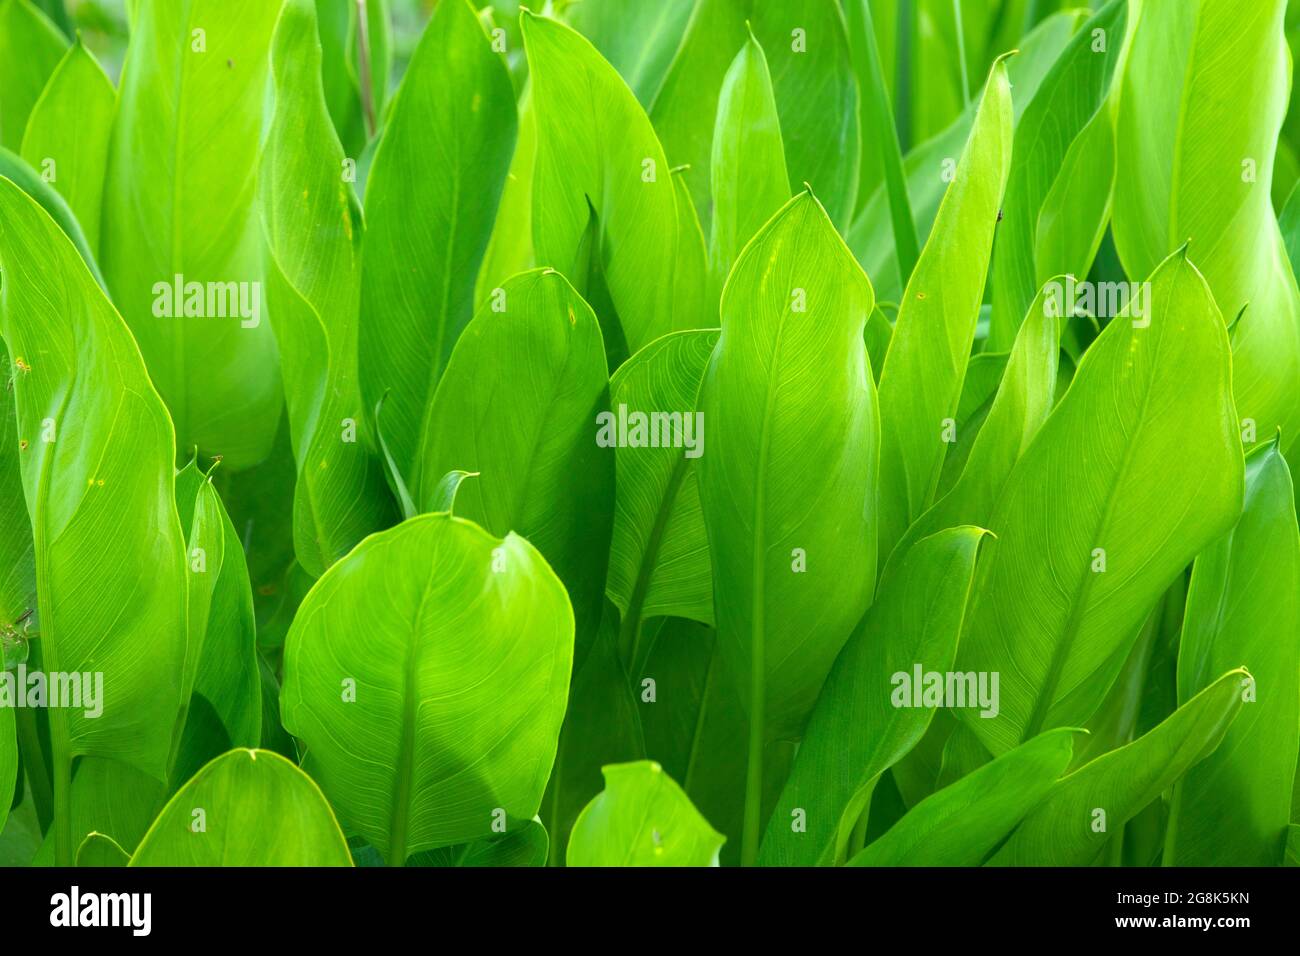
[[355, 0, 377, 139], [952, 0, 970, 105], [740, 646, 765, 866]]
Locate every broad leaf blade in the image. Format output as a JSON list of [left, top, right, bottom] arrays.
[[567, 761, 724, 866], [708, 31, 790, 297], [129, 749, 352, 866], [989, 669, 1247, 866], [260, 0, 396, 577], [758, 526, 986, 867], [1165, 440, 1300, 865], [606, 330, 718, 636], [359, 0, 517, 487], [415, 269, 613, 670], [102, 0, 284, 468], [848, 728, 1078, 867], [281, 514, 574, 864], [955, 250, 1243, 756], [987, 0, 1125, 349], [0, 0, 66, 150], [19, 38, 113, 250], [1113, 0, 1300, 448], [875, 56, 1013, 562], [698, 190, 878, 744], [523, 11, 703, 361], [0, 177, 188, 864], [750, 0, 859, 231]]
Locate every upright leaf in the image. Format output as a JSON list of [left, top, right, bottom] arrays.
[[359, 0, 517, 485], [698, 191, 877, 862], [565, 0, 696, 106], [1113, 0, 1300, 448], [847, 10, 1084, 303], [172, 466, 262, 787], [0, 0, 66, 150], [102, 0, 283, 468], [567, 761, 724, 867], [890, 280, 1062, 564], [260, 0, 395, 578], [647, 0, 750, 234], [987, 0, 1125, 349], [955, 250, 1243, 756], [1165, 440, 1300, 865], [708, 31, 790, 297], [19, 38, 114, 250], [989, 669, 1247, 866], [281, 514, 574, 864], [848, 728, 1077, 867], [750, 0, 860, 231], [0, 178, 188, 865], [415, 269, 613, 670], [874, 56, 1013, 563], [523, 11, 703, 362], [606, 330, 718, 651], [130, 749, 352, 866], [758, 527, 985, 867]]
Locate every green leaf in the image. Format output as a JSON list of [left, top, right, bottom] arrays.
[[129, 749, 352, 866], [316, 0, 392, 156], [988, 0, 1125, 350], [280, 513, 574, 864], [0, 178, 188, 865], [0, 708, 13, 837], [565, 0, 696, 106], [1113, 0, 1300, 448], [956, 250, 1244, 756], [647, 0, 750, 236], [847, 10, 1084, 303], [415, 269, 613, 670], [260, 0, 396, 578], [0, 340, 35, 650], [425, 470, 476, 516], [31, 757, 164, 865], [708, 31, 790, 297], [475, 86, 537, 303], [844, 0, 918, 282], [523, 11, 704, 361], [359, 0, 517, 486], [75, 832, 129, 867], [875, 55, 1014, 563], [0, 0, 67, 150], [758, 526, 986, 867], [567, 761, 724, 866], [1165, 440, 1300, 865], [697, 190, 877, 862], [413, 817, 548, 867], [19, 38, 114, 250], [101, 0, 284, 469], [848, 727, 1078, 867], [0, 148, 104, 290], [989, 668, 1248, 866], [889, 279, 1062, 565], [172, 466, 262, 788], [750, 0, 859, 231], [541, 602, 644, 865], [606, 330, 718, 650], [1031, 108, 1115, 310]]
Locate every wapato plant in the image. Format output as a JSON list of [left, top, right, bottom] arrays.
[[0, 0, 1298, 870]]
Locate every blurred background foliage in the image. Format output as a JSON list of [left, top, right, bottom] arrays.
[[48, 0, 1300, 213]]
